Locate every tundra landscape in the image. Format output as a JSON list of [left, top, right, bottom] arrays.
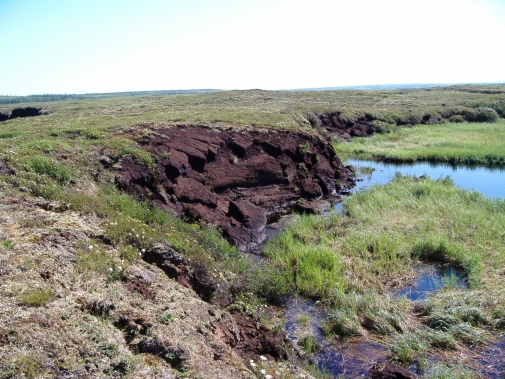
[[1, 85, 505, 378]]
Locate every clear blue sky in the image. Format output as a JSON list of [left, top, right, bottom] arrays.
[[1, 0, 504, 95]]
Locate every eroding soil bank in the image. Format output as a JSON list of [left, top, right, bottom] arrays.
[[310, 111, 376, 140], [111, 125, 353, 250], [0, 106, 46, 122]]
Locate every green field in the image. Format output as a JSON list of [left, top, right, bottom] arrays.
[[1, 84, 505, 133], [334, 120, 505, 166]]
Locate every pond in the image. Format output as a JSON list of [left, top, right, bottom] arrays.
[[346, 159, 505, 199], [284, 296, 389, 377], [393, 263, 467, 301]]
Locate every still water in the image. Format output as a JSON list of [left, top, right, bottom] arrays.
[[346, 159, 505, 199]]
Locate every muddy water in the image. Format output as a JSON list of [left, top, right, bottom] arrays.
[[477, 337, 505, 378], [283, 160, 505, 378], [284, 297, 389, 377]]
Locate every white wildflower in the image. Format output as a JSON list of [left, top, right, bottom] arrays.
[[108, 267, 113, 272], [88, 245, 93, 250], [260, 355, 267, 361], [260, 369, 266, 374]]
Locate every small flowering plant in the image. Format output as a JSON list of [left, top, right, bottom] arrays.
[[249, 356, 275, 379], [106, 263, 124, 282]]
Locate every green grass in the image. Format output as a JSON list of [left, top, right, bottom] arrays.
[[299, 335, 320, 354], [262, 175, 505, 369], [297, 314, 311, 326], [25, 156, 73, 183], [265, 174, 505, 297], [7, 351, 45, 379], [17, 287, 55, 307], [334, 121, 505, 165], [156, 312, 174, 325], [1, 240, 14, 249], [422, 362, 479, 378]]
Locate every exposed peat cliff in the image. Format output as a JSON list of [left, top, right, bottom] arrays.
[[111, 125, 354, 250]]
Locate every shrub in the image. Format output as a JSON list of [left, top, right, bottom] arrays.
[[462, 107, 499, 123], [448, 115, 465, 123], [156, 312, 174, 325], [372, 120, 397, 134], [10, 352, 44, 379]]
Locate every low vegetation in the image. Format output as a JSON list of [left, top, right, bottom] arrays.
[[334, 120, 505, 165], [263, 175, 505, 372], [1, 84, 504, 377], [17, 287, 55, 307]]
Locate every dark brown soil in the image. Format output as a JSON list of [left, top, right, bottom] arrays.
[[1, 107, 44, 121], [370, 361, 418, 378], [110, 125, 354, 250], [0, 160, 16, 176], [310, 111, 376, 140]]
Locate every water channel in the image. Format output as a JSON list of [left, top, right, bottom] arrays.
[[283, 159, 505, 378]]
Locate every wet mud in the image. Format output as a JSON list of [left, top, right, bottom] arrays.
[[284, 296, 392, 377]]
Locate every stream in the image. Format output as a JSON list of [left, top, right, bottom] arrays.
[[283, 159, 505, 378]]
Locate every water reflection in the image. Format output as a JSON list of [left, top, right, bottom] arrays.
[[347, 159, 505, 199], [477, 336, 505, 378], [394, 264, 467, 301]]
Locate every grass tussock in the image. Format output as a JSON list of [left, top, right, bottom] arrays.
[[17, 287, 55, 307]]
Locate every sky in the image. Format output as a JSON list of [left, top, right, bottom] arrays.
[[1, 0, 505, 95]]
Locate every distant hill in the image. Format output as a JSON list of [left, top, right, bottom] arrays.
[[292, 83, 451, 91], [292, 82, 505, 91]]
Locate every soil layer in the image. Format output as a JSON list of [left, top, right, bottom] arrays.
[[111, 125, 354, 250]]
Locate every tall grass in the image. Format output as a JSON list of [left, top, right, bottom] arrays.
[[263, 175, 505, 367], [334, 121, 505, 166]]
